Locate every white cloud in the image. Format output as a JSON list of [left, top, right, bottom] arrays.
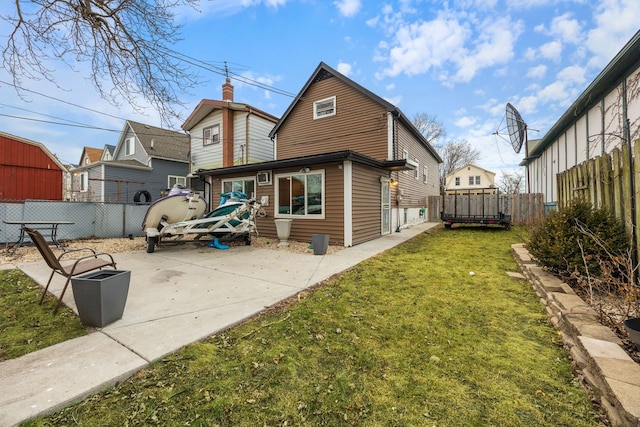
[[336, 62, 353, 76], [334, 0, 361, 17], [538, 41, 562, 61], [586, 0, 640, 68], [455, 116, 477, 127], [526, 64, 547, 79], [380, 16, 470, 77], [549, 13, 582, 44], [537, 80, 569, 103], [557, 65, 586, 86], [451, 16, 523, 83], [384, 94, 403, 106], [376, 9, 522, 85]]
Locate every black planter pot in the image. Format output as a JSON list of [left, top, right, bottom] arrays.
[[623, 317, 640, 347]]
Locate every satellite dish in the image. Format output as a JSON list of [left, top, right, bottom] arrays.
[[505, 103, 527, 154]]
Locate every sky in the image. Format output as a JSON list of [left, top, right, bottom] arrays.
[[1, 0, 639, 181]]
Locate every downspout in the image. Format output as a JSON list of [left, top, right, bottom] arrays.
[[245, 108, 251, 164]]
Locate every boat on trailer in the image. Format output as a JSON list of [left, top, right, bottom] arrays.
[[142, 187, 262, 253]]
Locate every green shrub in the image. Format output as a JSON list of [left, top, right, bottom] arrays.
[[528, 199, 628, 277]]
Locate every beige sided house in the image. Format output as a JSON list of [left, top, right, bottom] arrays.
[[444, 164, 496, 195], [194, 62, 442, 247]]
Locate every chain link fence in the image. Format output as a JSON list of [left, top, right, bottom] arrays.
[[1, 199, 149, 245]]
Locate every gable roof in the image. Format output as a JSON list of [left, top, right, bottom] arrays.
[[102, 144, 116, 156], [269, 61, 442, 163], [448, 163, 496, 178], [0, 130, 66, 171], [181, 100, 279, 131], [81, 146, 103, 164], [125, 120, 190, 162]]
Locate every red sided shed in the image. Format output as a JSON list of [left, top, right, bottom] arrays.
[[0, 131, 65, 201]]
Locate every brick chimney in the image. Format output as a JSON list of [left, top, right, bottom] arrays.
[[222, 77, 234, 101]]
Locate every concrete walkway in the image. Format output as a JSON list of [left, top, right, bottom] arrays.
[[0, 223, 438, 426]]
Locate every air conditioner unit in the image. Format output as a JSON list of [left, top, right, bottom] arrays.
[[257, 171, 272, 185]]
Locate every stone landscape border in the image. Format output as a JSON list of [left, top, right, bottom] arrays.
[[512, 243, 640, 427]]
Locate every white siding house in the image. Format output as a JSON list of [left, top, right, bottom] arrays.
[[522, 29, 640, 208], [181, 78, 280, 184], [444, 164, 496, 195]]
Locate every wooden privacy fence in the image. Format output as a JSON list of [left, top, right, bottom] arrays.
[[556, 141, 640, 248], [427, 193, 544, 225]]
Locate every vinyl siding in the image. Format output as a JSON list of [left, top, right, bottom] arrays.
[[233, 118, 247, 165], [351, 164, 384, 244], [247, 115, 276, 163], [115, 128, 147, 164], [191, 111, 224, 169], [213, 163, 345, 245], [276, 75, 389, 160], [393, 124, 441, 208]]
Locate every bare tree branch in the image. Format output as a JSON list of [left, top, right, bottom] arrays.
[[496, 170, 524, 194], [2, 0, 202, 126], [412, 112, 446, 146]]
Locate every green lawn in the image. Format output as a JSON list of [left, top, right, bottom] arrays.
[[19, 226, 603, 426], [0, 269, 87, 361]]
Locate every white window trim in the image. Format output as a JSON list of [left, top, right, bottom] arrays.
[[221, 176, 256, 198], [313, 96, 336, 120], [402, 149, 409, 174], [125, 138, 135, 156], [80, 171, 89, 192], [168, 175, 186, 188], [423, 166, 428, 184], [203, 124, 220, 146], [274, 170, 325, 219], [414, 158, 419, 180]]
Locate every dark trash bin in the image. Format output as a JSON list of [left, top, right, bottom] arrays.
[[311, 234, 329, 255], [71, 269, 131, 327]]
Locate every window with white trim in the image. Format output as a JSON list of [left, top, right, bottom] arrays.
[[125, 138, 135, 156], [168, 175, 186, 188], [402, 149, 409, 174], [80, 172, 89, 192], [455, 177, 460, 186], [222, 177, 255, 198], [203, 125, 220, 146], [423, 166, 428, 184], [313, 96, 336, 119], [414, 159, 419, 180], [275, 171, 324, 217]]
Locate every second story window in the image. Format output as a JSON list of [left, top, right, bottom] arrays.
[[125, 138, 135, 156], [455, 177, 460, 186], [313, 96, 336, 119], [204, 125, 220, 146]]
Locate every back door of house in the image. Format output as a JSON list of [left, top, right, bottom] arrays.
[[381, 179, 391, 235]]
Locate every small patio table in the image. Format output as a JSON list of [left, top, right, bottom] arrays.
[[3, 220, 74, 254]]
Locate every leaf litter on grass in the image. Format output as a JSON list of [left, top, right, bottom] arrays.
[[23, 226, 605, 427]]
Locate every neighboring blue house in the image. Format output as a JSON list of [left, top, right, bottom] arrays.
[[70, 120, 189, 203]]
